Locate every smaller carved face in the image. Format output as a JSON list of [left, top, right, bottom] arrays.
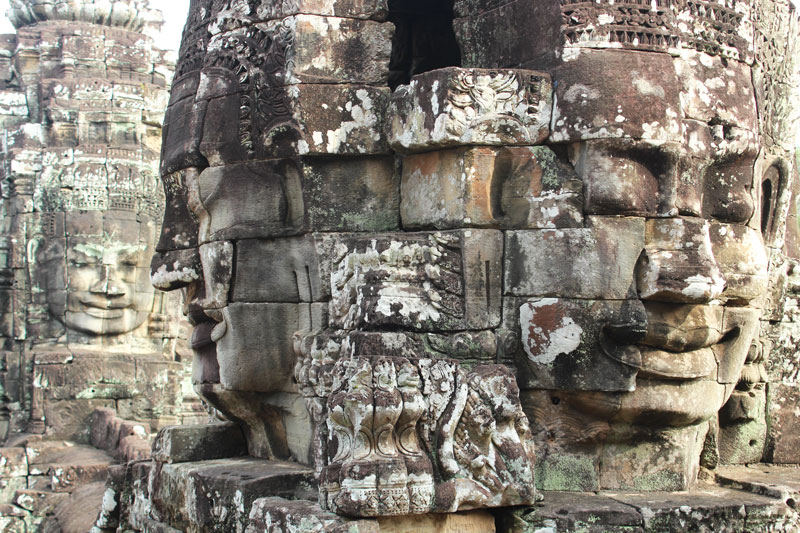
[[373, 358, 397, 391], [39, 215, 156, 336], [396, 359, 420, 389]]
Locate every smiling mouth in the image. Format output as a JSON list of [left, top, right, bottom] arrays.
[[80, 300, 130, 319], [637, 326, 740, 380], [601, 324, 742, 381]]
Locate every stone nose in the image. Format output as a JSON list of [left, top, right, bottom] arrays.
[[636, 217, 725, 304], [89, 265, 126, 296]]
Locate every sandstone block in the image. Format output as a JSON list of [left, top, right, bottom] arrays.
[[302, 156, 399, 232], [388, 67, 551, 153], [455, 0, 562, 69], [549, 49, 682, 144], [719, 388, 768, 465], [12, 490, 69, 516], [377, 512, 497, 533], [240, 0, 388, 20], [709, 222, 769, 304], [233, 236, 326, 303], [520, 490, 641, 531], [504, 297, 644, 391], [208, 16, 392, 86], [151, 423, 247, 464], [246, 497, 349, 532], [215, 303, 314, 393], [293, 83, 390, 156], [0, 448, 27, 478], [675, 51, 758, 131], [42, 399, 116, 443], [401, 145, 582, 229], [195, 160, 305, 243], [768, 382, 800, 464], [149, 458, 317, 531], [637, 218, 725, 303], [317, 230, 503, 331], [505, 216, 645, 299], [89, 407, 116, 449], [607, 484, 787, 530]]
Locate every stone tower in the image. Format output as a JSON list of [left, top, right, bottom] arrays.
[[0, 0, 197, 444]]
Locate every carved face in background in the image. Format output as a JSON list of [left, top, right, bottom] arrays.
[[36, 211, 157, 338]]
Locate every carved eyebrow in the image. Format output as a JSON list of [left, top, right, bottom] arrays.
[[72, 242, 145, 260], [72, 243, 104, 259]]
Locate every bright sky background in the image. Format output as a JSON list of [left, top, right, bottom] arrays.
[[0, 0, 190, 51]]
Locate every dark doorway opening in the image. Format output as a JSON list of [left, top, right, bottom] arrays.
[[388, 0, 462, 90]]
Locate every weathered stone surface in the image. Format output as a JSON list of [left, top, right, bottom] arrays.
[[401, 146, 582, 230], [302, 156, 400, 232], [12, 490, 69, 516], [148, 458, 317, 532], [317, 230, 503, 331], [214, 303, 313, 393], [0, 448, 27, 479], [768, 382, 800, 464], [208, 16, 393, 86], [505, 217, 645, 299], [233, 236, 325, 303], [454, 0, 562, 70], [520, 490, 643, 532], [378, 511, 497, 533], [506, 298, 644, 392], [549, 50, 683, 144], [388, 67, 552, 153], [246, 497, 350, 532], [51, 481, 106, 533], [638, 218, 726, 304], [607, 484, 793, 531], [294, 84, 391, 156], [152, 423, 247, 464]]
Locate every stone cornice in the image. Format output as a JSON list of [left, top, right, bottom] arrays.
[[7, 0, 164, 32]]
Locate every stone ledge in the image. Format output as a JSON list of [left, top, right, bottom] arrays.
[[518, 474, 800, 533]]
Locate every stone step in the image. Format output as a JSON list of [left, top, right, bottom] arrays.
[[525, 480, 798, 532], [147, 457, 317, 532]]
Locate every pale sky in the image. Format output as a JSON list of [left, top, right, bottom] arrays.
[[0, 0, 190, 51]]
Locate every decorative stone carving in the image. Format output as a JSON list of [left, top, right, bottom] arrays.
[[296, 349, 535, 517], [388, 67, 552, 153]]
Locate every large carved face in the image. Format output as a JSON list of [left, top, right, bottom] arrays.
[[515, 49, 768, 436]]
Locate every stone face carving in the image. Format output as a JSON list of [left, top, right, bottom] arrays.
[[0, 1, 196, 443], [453, 0, 800, 493]]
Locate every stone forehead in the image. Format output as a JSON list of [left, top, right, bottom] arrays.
[[7, 0, 164, 30]]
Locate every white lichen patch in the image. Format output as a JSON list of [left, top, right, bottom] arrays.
[[521, 300, 582, 365]]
